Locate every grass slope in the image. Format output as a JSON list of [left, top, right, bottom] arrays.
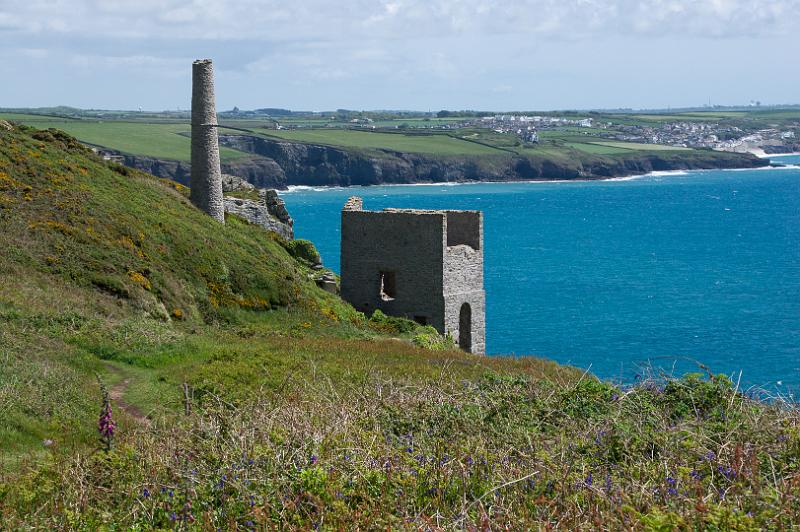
[[1, 125, 799, 528]]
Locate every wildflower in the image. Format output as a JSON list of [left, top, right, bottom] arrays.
[[310, 455, 318, 465], [585, 473, 593, 487], [168, 489, 174, 498], [666, 477, 678, 497], [717, 465, 736, 480], [142, 488, 150, 498], [466, 456, 474, 466], [96, 379, 115, 452], [604, 474, 613, 494], [705, 451, 716, 461], [169, 512, 177, 521]]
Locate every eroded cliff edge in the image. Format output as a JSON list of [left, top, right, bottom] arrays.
[[117, 134, 770, 189]]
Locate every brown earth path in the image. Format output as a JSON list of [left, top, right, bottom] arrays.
[[105, 364, 149, 424]]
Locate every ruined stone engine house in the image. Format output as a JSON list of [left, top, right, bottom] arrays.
[[340, 197, 486, 354]]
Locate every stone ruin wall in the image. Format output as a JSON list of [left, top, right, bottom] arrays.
[[190, 59, 225, 223], [443, 211, 486, 355], [340, 197, 486, 353], [341, 205, 447, 332]]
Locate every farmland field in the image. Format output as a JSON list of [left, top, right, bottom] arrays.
[[259, 129, 505, 155], [632, 113, 740, 122], [0, 115, 247, 161], [563, 142, 634, 155], [590, 141, 689, 151]]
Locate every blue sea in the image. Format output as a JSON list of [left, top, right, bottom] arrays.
[[282, 156, 800, 392]]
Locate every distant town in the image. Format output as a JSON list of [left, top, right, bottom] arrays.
[[219, 105, 800, 156]]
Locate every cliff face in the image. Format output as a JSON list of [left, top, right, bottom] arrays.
[[121, 153, 286, 189], [119, 134, 770, 189], [218, 135, 769, 186]]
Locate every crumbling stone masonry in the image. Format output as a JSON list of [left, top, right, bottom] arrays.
[[190, 59, 225, 223], [340, 197, 486, 354]]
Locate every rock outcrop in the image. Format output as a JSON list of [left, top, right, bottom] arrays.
[[221, 174, 293, 239]]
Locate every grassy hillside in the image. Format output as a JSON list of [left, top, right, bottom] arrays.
[[1, 124, 800, 528]]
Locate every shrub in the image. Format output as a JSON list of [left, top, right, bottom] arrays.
[[412, 328, 455, 350], [662, 373, 734, 420], [283, 239, 321, 265], [368, 309, 418, 335]]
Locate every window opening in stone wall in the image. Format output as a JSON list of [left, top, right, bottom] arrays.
[[446, 213, 480, 250], [379, 271, 397, 301], [413, 315, 428, 326], [459, 303, 472, 352]]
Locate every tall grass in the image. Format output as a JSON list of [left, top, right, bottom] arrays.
[[2, 371, 798, 529]]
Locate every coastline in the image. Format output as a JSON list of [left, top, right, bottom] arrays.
[[766, 152, 800, 158], [745, 148, 800, 158], [283, 165, 796, 193]]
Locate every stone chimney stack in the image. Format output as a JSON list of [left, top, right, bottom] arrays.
[[190, 59, 225, 223]]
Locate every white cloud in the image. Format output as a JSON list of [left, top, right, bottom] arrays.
[[1, 0, 797, 40], [0, 1, 797, 110]]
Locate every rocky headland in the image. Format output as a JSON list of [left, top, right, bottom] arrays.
[[112, 133, 769, 190]]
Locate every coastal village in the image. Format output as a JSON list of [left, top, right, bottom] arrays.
[[257, 108, 800, 156]]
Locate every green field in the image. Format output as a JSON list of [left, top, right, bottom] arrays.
[[633, 113, 746, 122], [590, 141, 689, 151], [0, 115, 247, 162], [563, 142, 635, 155], [259, 128, 505, 155]]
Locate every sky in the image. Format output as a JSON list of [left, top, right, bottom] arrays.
[[0, 0, 797, 112]]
